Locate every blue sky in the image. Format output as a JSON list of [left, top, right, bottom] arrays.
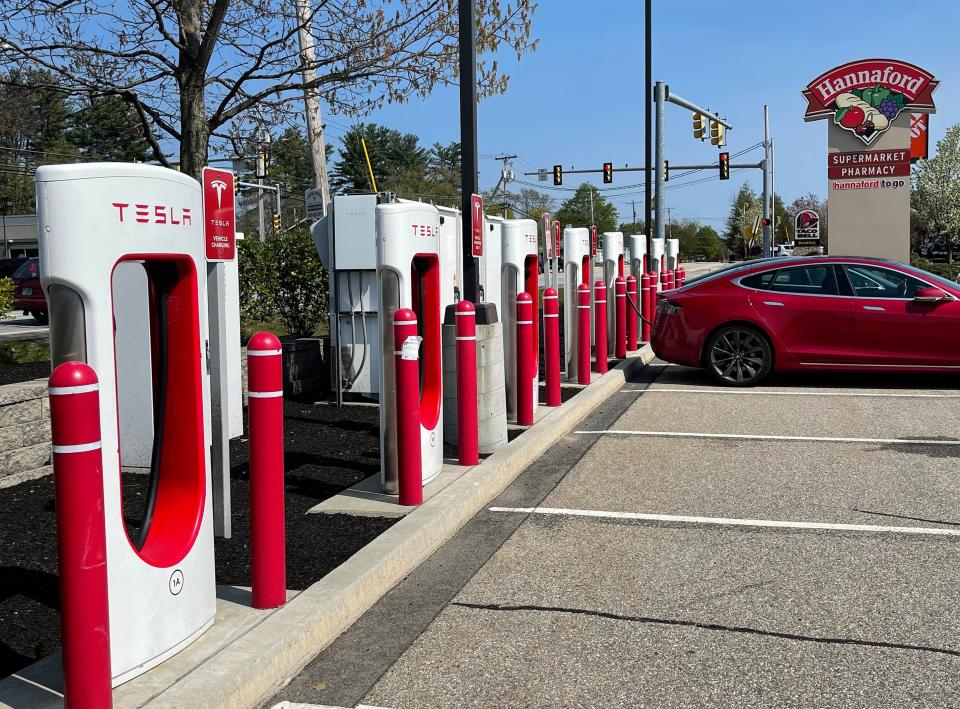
[[322, 0, 960, 230]]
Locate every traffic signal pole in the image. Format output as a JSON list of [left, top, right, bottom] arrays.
[[762, 104, 772, 257], [459, 0, 480, 302], [644, 0, 652, 261]]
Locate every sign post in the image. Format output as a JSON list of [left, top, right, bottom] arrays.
[[202, 167, 237, 538], [553, 220, 561, 287], [305, 188, 324, 221], [542, 212, 553, 289]]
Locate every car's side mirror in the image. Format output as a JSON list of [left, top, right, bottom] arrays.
[[914, 286, 951, 303]]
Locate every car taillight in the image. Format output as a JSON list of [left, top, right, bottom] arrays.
[[657, 299, 681, 315]]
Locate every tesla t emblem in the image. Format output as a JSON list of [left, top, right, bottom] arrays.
[[210, 179, 228, 208], [169, 569, 184, 596]]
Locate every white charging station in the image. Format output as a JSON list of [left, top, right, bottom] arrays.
[[602, 232, 624, 356], [650, 237, 665, 289], [479, 214, 504, 314], [563, 227, 591, 380], [501, 218, 539, 421], [36, 163, 215, 685], [666, 238, 680, 272], [376, 200, 443, 493], [627, 234, 646, 278]]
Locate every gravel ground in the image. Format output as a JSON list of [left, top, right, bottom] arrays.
[[0, 398, 395, 678]]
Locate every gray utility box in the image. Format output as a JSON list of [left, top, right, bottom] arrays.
[[442, 303, 508, 454]]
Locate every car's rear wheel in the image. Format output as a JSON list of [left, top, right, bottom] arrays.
[[705, 325, 771, 386], [30, 311, 48, 325]]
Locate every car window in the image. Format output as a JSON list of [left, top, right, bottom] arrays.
[[765, 265, 838, 295], [843, 264, 926, 299], [12, 258, 38, 280], [739, 271, 777, 290]]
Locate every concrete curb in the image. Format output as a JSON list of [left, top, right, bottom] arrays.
[[145, 346, 655, 708]]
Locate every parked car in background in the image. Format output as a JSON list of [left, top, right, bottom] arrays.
[[0, 257, 27, 278], [12, 257, 47, 323], [652, 256, 960, 386]]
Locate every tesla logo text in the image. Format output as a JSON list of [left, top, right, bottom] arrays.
[[113, 202, 192, 225], [410, 224, 438, 237]]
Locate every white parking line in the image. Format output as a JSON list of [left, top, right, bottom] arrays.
[[488, 506, 960, 537], [574, 430, 960, 446], [618, 388, 960, 399]]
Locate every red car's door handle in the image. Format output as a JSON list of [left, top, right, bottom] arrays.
[[762, 300, 784, 307], [862, 305, 885, 311]]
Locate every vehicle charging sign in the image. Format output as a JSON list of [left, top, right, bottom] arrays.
[[543, 213, 552, 259], [203, 167, 236, 260], [471, 193, 483, 257], [553, 220, 561, 259]]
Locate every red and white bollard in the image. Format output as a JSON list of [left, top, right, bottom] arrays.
[[615, 276, 627, 359], [577, 284, 591, 385], [515, 291, 534, 426], [247, 332, 286, 610], [543, 288, 561, 406], [640, 272, 651, 342], [394, 309, 423, 506], [455, 301, 479, 465], [593, 280, 608, 374], [626, 275, 638, 352], [677, 262, 686, 287], [663, 268, 674, 291], [49, 362, 112, 709], [648, 271, 659, 327]]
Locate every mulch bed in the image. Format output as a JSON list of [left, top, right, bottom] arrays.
[[0, 361, 49, 387], [0, 399, 395, 679]]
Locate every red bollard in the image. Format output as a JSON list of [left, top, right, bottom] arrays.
[[677, 264, 686, 287], [640, 272, 651, 342], [615, 276, 627, 359], [247, 332, 286, 610], [663, 269, 674, 291], [648, 271, 659, 326], [394, 309, 423, 506], [577, 284, 591, 385], [49, 362, 112, 708], [455, 301, 479, 465], [593, 280, 608, 374], [516, 291, 534, 426], [626, 275, 638, 352], [543, 288, 561, 406]]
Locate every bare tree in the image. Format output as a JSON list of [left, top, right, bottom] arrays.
[[0, 0, 537, 178]]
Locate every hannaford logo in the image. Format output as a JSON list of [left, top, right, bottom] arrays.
[[803, 59, 937, 146]]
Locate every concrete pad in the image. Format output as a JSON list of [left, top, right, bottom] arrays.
[[543, 436, 960, 527], [610, 386, 960, 440], [306, 467, 471, 518], [0, 586, 299, 709]]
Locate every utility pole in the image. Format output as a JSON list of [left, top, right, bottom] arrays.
[[762, 104, 771, 257], [666, 206, 673, 237], [294, 0, 331, 214], [493, 153, 516, 216], [654, 81, 666, 244], [459, 0, 479, 302], [644, 0, 653, 263], [631, 200, 637, 228]]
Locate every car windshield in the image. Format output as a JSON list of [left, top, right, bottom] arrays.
[[12, 258, 38, 280]]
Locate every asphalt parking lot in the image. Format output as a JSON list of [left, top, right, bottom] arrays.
[[274, 362, 960, 708]]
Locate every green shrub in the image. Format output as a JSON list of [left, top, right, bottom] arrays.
[[0, 277, 13, 317], [272, 228, 328, 338], [911, 254, 960, 283], [237, 230, 328, 338]]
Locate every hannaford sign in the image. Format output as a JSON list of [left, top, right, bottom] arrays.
[[804, 59, 937, 145], [804, 59, 937, 264]]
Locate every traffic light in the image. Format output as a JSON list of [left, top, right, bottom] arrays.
[[602, 162, 613, 184], [718, 152, 730, 180], [272, 212, 280, 232], [693, 113, 705, 140], [553, 164, 563, 186], [710, 116, 724, 146]]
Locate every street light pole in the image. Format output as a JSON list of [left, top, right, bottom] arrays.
[[644, 0, 652, 260], [459, 0, 479, 303]]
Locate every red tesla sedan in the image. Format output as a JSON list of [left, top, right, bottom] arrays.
[[651, 256, 960, 386]]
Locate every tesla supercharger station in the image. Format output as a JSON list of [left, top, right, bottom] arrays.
[[650, 237, 666, 289], [436, 204, 463, 309], [563, 227, 591, 380], [627, 234, 646, 278], [501, 218, 539, 421], [666, 238, 680, 274], [36, 163, 215, 684], [377, 201, 443, 493], [602, 232, 624, 356]]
